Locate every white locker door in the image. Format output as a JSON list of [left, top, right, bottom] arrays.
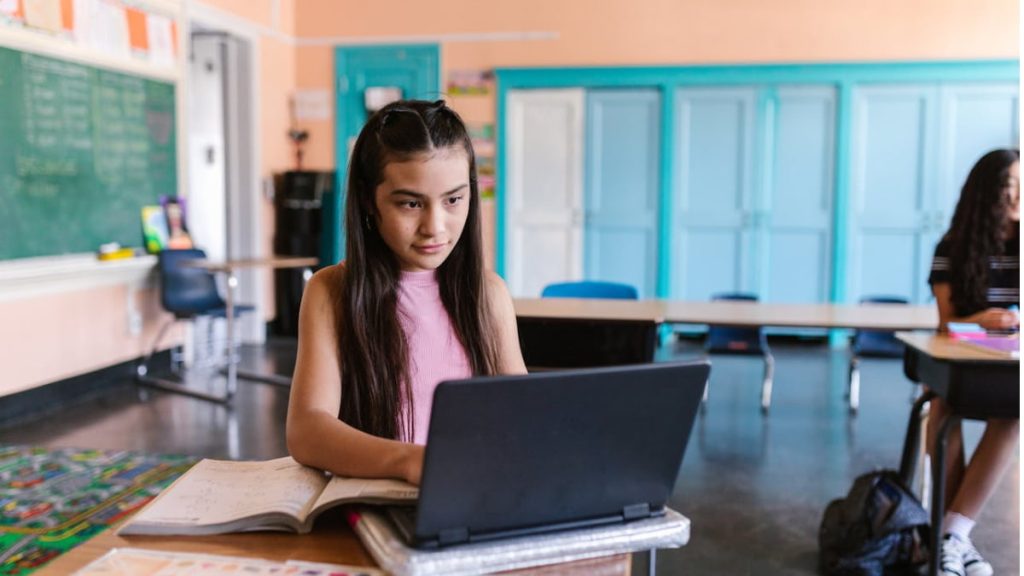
[[505, 89, 585, 297]]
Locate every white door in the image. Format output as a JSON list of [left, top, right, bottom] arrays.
[[505, 89, 585, 297]]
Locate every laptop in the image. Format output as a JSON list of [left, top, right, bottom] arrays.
[[387, 360, 710, 549]]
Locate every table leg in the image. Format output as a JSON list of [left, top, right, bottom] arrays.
[[232, 265, 314, 388], [928, 413, 960, 576], [647, 548, 656, 576], [899, 391, 936, 486], [224, 270, 238, 400]]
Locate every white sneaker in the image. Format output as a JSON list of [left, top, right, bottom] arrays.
[[942, 534, 994, 576]]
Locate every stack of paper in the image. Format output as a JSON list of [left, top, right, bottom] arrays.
[[74, 548, 383, 576], [349, 507, 690, 576]]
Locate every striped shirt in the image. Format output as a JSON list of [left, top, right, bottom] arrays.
[[928, 235, 1020, 314]]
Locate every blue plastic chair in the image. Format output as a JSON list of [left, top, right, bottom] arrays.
[[541, 281, 639, 300], [136, 249, 255, 403], [704, 292, 775, 413], [847, 295, 909, 413]]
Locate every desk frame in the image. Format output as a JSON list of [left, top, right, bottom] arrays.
[[895, 333, 1018, 576], [136, 256, 317, 404]]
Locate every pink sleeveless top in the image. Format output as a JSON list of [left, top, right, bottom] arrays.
[[397, 270, 472, 444]]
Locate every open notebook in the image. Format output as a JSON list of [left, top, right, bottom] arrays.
[[118, 457, 417, 535]]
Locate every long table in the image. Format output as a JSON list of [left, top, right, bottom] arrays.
[[514, 298, 938, 330], [513, 298, 938, 370]]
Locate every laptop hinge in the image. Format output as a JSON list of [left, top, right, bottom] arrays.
[[623, 503, 652, 521], [438, 527, 470, 546]]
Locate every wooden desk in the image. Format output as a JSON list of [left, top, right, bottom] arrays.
[[36, 512, 632, 575], [894, 332, 1019, 576], [37, 513, 370, 575]]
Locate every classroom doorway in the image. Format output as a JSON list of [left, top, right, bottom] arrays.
[[187, 26, 262, 343], [330, 44, 440, 263]]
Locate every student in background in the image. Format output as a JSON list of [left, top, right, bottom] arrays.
[[927, 148, 1019, 576], [287, 100, 527, 485]]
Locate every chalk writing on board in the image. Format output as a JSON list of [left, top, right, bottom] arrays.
[[0, 46, 177, 259]]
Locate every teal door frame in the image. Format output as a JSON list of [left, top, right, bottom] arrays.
[[330, 44, 440, 264], [494, 60, 1018, 303]]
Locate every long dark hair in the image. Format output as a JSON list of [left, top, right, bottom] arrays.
[[335, 99, 500, 441], [946, 148, 1019, 316]]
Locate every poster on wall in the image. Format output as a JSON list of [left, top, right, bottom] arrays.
[[145, 13, 175, 67], [469, 123, 495, 199], [447, 70, 494, 96], [0, 0, 24, 22], [23, 0, 62, 32]]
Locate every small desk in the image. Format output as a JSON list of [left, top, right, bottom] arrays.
[[35, 513, 633, 575], [176, 253, 317, 401], [894, 332, 1019, 576]]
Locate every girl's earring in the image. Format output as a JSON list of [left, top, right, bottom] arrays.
[[364, 215, 374, 231]]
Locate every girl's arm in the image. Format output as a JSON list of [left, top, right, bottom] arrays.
[[286, 266, 424, 484], [485, 271, 529, 375], [931, 282, 1019, 332]]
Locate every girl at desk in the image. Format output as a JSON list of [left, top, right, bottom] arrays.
[[286, 100, 527, 485], [927, 148, 1019, 576]]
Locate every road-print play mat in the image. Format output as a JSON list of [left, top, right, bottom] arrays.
[[0, 445, 195, 575]]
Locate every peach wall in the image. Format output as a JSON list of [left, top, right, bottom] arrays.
[[291, 0, 1019, 170], [197, 0, 277, 30], [294, 0, 1016, 63], [0, 286, 177, 396]]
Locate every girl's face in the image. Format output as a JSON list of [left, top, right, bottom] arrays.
[[1005, 161, 1020, 222], [373, 147, 471, 272]]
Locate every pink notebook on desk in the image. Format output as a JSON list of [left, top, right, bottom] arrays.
[[957, 336, 1020, 359]]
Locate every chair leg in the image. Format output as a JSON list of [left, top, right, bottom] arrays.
[[136, 319, 176, 379], [209, 315, 220, 368], [760, 352, 774, 414], [848, 357, 861, 414], [170, 344, 184, 375], [699, 354, 710, 413], [917, 401, 932, 506], [136, 317, 234, 405]]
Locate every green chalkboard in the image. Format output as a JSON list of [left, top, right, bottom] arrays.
[[0, 46, 177, 260]]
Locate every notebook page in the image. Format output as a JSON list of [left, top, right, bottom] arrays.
[[311, 475, 418, 511], [130, 456, 327, 527]]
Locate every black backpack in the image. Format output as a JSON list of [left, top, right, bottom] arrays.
[[819, 470, 930, 575]]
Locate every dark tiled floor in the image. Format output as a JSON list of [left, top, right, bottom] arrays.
[[2, 338, 1017, 575]]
